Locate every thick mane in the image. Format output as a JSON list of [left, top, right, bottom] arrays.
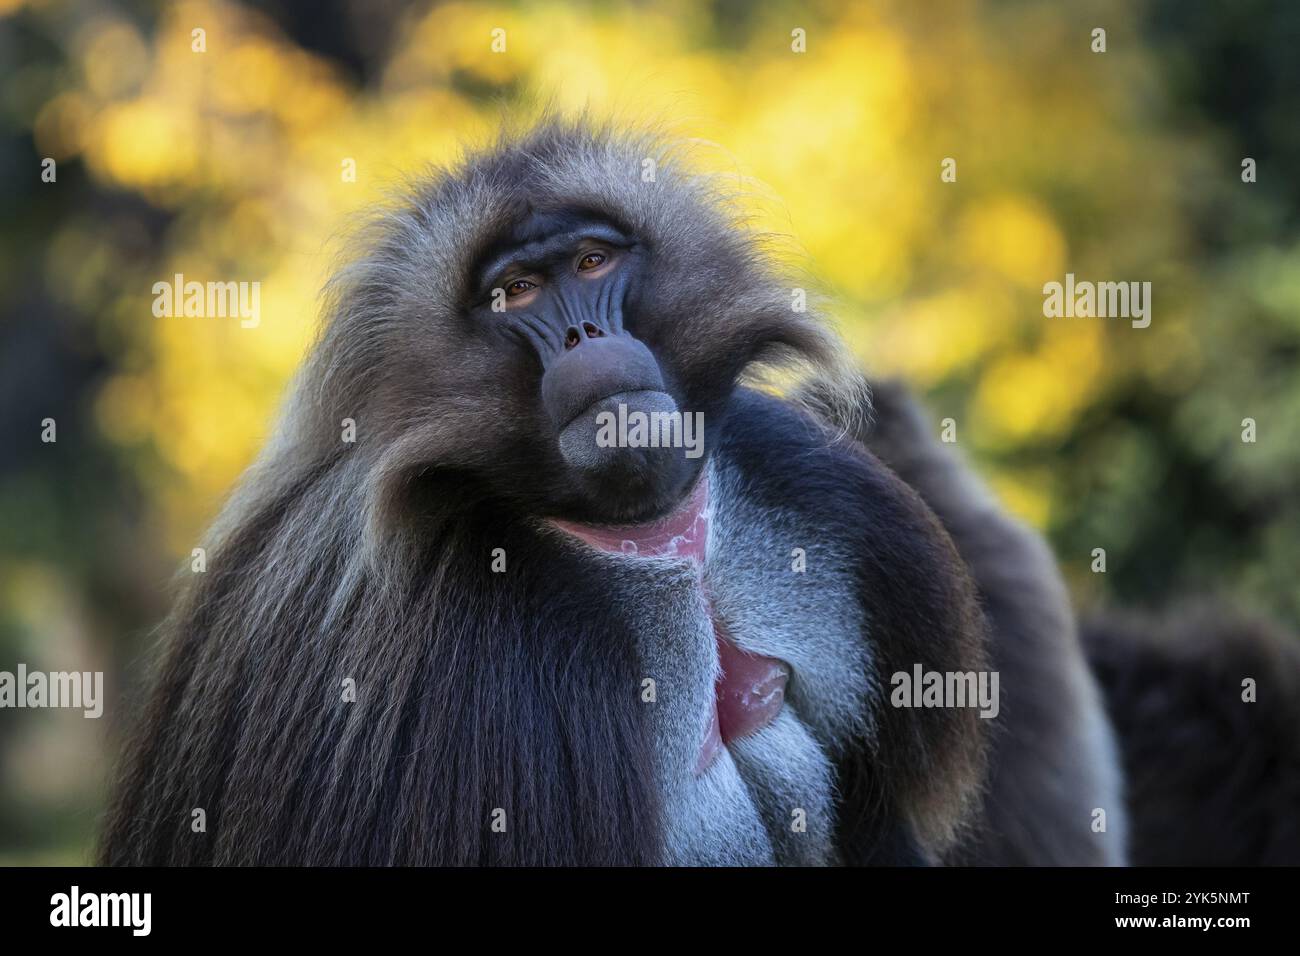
[[101, 123, 691, 866], [101, 449, 663, 863]]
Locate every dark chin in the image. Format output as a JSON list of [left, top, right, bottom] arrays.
[[556, 389, 702, 523]]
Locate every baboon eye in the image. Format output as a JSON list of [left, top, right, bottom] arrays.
[[577, 251, 607, 272], [505, 278, 537, 297]]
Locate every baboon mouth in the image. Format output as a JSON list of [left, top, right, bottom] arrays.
[[554, 388, 683, 477], [560, 386, 674, 431]]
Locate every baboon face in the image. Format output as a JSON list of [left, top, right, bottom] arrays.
[[465, 205, 706, 524], [320, 127, 838, 527]]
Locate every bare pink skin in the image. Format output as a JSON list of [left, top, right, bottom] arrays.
[[713, 624, 790, 747], [550, 475, 789, 776], [551, 476, 711, 563], [694, 623, 791, 774]]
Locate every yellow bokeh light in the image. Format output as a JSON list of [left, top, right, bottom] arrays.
[[11, 0, 1178, 552]]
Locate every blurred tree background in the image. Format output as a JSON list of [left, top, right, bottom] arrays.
[[1, 0, 1297, 862]]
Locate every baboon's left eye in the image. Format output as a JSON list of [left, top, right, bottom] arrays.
[[577, 251, 607, 272]]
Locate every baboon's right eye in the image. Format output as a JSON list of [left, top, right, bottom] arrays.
[[506, 279, 537, 297]]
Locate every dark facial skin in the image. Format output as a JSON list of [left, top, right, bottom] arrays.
[[468, 208, 701, 524]]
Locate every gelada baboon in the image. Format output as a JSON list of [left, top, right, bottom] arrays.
[[101, 120, 1298, 866]]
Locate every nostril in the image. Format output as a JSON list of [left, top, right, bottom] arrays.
[[582, 322, 604, 338], [565, 327, 581, 349]]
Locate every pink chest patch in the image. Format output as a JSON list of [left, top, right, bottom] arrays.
[[550, 475, 790, 775], [550, 476, 711, 563]]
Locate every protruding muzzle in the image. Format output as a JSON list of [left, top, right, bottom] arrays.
[[541, 332, 666, 430]]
